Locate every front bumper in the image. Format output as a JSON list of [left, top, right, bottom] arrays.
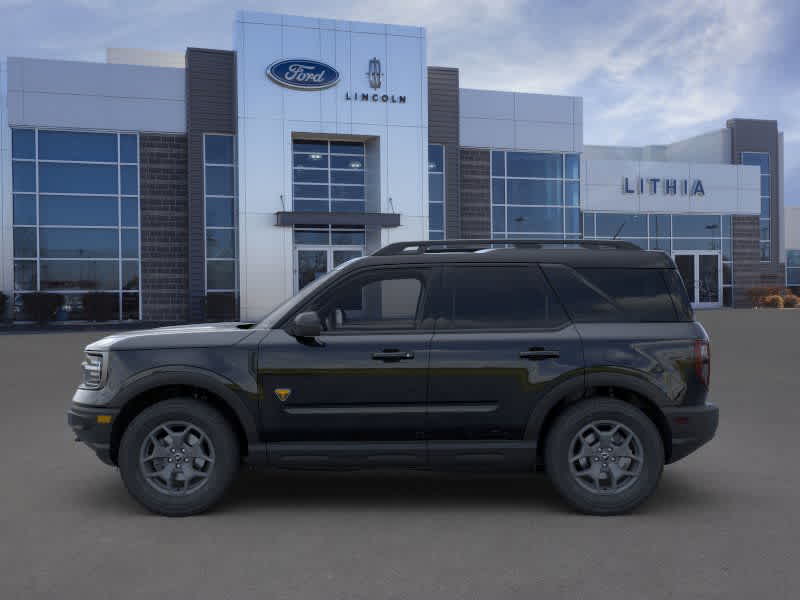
[[663, 402, 719, 463], [67, 403, 120, 466]]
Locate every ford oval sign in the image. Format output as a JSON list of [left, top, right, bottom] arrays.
[[267, 59, 340, 90]]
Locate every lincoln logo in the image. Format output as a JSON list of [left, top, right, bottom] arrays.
[[367, 57, 382, 89], [266, 59, 340, 90]]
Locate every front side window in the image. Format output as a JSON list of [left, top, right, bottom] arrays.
[[439, 266, 567, 330], [312, 271, 427, 332]]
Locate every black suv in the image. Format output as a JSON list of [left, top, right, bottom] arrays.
[[68, 239, 717, 516]]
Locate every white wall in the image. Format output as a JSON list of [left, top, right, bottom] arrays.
[[582, 157, 760, 215], [585, 129, 731, 165], [7, 57, 185, 132], [106, 48, 186, 69], [235, 11, 429, 320], [459, 88, 582, 152], [784, 206, 800, 250]]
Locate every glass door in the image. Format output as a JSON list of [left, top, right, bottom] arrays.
[[673, 252, 721, 308], [295, 247, 363, 291]]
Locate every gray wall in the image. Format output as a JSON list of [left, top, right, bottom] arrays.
[[139, 134, 189, 322], [459, 148, 490, 238], [427, 67, 460, 239], [186, 48, 237, 322], [732, 215, 761, 307]]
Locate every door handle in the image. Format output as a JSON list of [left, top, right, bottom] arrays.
[[372, 350, 415, 361], [519, 349, 560, 360]]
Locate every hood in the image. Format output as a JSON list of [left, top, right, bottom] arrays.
[[85, 322, 259, 352]]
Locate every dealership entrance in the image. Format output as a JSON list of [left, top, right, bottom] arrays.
[[674, 252, 722, 308]]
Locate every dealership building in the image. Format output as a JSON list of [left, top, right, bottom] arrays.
[[0, 10, 790, 322]]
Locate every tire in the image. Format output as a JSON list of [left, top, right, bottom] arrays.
[[118, 398, 240, 517], [544, 398, 664, 515]]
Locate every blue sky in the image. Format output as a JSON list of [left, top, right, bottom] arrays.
[[2, 0, 798, 203]]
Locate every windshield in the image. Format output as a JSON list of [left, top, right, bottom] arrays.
[[256, 255, 368, 328]]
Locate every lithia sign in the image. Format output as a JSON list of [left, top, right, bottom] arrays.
[[623, 177, 705, 196], [267, 57, 407, 103]]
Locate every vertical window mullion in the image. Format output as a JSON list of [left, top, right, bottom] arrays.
[[117, 133, 122, 320]]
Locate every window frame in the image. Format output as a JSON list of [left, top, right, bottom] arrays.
[[203, 133, 239, 295]]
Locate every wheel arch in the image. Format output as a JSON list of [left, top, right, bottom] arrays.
[[109, 368, 259, 466]]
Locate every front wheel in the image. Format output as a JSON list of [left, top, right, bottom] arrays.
[[545, 398, 664, 515], [118, 399, 239, 516]]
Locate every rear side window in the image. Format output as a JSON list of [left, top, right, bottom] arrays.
[[439, 265, 568, 329], [542, 265, 680, 322], [663, 269, 694, 321]]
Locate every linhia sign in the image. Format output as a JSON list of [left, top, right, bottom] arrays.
[[623, 177, 705, 196], [267, 59, 340, 90]]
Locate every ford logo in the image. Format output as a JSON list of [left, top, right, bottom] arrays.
[[267, 59, 340, 90]]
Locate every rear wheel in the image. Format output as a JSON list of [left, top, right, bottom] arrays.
[[545, 398, 664, 515], [118, 399, 239, 516]]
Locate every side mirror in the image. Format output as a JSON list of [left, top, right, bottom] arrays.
[[291, 311, 322, 338]]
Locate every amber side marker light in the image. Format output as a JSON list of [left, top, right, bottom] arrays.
[[96, 415, 113, 424]]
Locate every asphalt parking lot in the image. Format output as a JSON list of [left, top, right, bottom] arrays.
[[1, 309, 799, 599]]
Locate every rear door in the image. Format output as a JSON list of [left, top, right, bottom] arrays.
[[426, 264, 584, 449]]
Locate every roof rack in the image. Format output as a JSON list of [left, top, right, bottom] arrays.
[[373, 238, 641, 256]]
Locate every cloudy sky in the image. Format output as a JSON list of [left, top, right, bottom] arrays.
[[2, 0, 798, 203]]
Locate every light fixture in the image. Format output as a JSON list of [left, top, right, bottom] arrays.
[[310, 153, 322, 160], [349, 160, 362, 169]]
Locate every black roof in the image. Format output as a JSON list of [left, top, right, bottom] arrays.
[[355, 239, 674, 269]]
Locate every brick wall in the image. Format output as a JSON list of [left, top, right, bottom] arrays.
[[732, 215, 786, 307], [459, 149, 490, 238], [139, 133, 189, 322]]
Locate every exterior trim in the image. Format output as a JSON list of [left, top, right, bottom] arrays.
[[275, 211, 401, 227]]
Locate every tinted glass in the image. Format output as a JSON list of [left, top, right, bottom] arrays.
[[316, 274, 424, 331], [663, 269, 693, 321], [331, 230, 366, 245], [12, 161, 35, 192], [583, 213, 595, 237], [741, 152, 769, 174], [649, 214, 671, 237], [14, 261, 37, 291], [507, 179, 562, 205], [442, 266, 566, 329], [565, 207, 580, 234], [294, 153, 329, 168], [491, 151, 505, 176], [122, 293, 140, 320], [673, 238, 720, 251], [428, 144, 444, 172], [121, 165, 138, 195], [507, 206, 563, 233], [428, 173, 444, 203], [120, 134, 138, 163], [595, 213, 647, 238], [122, 261, 139, 290], [121, 197, 139, 226], [206, 196, 234, 227], [330, 141, 364, 155], [13, 228, 37, 258], [429, 203, 444, 231], [294, 229, 329, 244], [38, 131, 117, 162], [492, 207, 505, 233], [205, 135, 234, 164], [39, 228, 117, 258], [121, 229, 139, 258], [760, 175, 770, 197], [331, 155, 362, 169], [577, 268, 677, 321], [294, 184, 328, 199], [650, 238, 671, 253], [787, 250, 800, 268], [13, 194, 36, 225], [507, 152, 562, 178], [39, 163, 118, 194], [293, 168, 328, 184], [207, 260, 236, 290], [565, 181, 579, 206], [40, 260, 118, 290], [492, 179, 505, 205], [40, 195, 117, 226], [294, 199, 328, 212], [206, 229, 236, 258], [673, 214, 720, 237], [721, 215, 731, 237], [331, 170, 364, 185], [332, 200, 365, 212], [12, 129, 35, 159], [293, 140, 328, 154], [331, 185, 364, 200], [206, 166, 235, 195], [565, 154, 580, 179]]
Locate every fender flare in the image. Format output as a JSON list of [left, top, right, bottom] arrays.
[[111, 366, 260, 444]]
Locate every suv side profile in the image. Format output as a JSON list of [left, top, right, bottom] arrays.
[[68, 239, 718, 516]]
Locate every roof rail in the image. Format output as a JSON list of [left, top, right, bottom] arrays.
[[373, 238, 641, 256]]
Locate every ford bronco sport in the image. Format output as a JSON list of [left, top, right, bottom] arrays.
[[68, 239, 717, 516]]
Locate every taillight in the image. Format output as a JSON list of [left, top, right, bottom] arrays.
[[694, 339, 710, 388]]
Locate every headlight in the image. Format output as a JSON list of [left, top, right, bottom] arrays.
[[80, 352, 108, 389]]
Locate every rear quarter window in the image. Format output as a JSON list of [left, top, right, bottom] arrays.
[[542, 265, 683, 322]]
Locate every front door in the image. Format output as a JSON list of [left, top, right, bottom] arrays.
[[259, 266, 435, 445], [674, 252, 721, 308], [426, 265, 584, 460]]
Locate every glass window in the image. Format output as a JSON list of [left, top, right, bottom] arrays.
[[583, 213, 595, 237], [294, 153, 329, 168], [292, 140, 365, 216], [331, 156, 363, 170], [722, 238, 732, 261], [565, 181, 580, 206], [565, 207, 580, 235], [206, 166, 235, 196], [672, 238, 721, 251], [761, 197, 770, 219], [293, 168, 328, 184], [207, 260, 236, 290], [294, 229, 329, 245], [206, 229, 236, 258], [39, 195, 118, 226], [12, 129, 35, 159], [492, 179, 505, 205], [650, 238, 671, 253], [429, 173, 444, 203], [13, 228, 37, 258], [206, 197, 235, 227], [40, 260, 119, 290], [122, 261, 139, 290], [565, 154, 580, 180], [121, 165, 138, 195], [760, 242, 770, 262], [442, 266, 566, 330], [741, 152, 769, 174], [120, 135, 138, 163], [649, 214, 671, 237], [204, 135, 234, 164], [759, 220, 770, 241], [13, 194, 36, 225], [331, 185, 364, 200], [295, 199, 328, 212], [673, 214, 720, 237], [39, 228, 118, 258], [14, 261, 37, 291], [492, 207, 505, 233], [39, 163, 118, 194], [332, 200, 365, 213], [332, 230, 366, 245], [428, 145, 444, 172], [507, 206, 564, 233], [294, 184, 329, 199], [491, 151, 505, 177], [429, 203, 444, 231], [315, 273, 425, 331], [331, 170, 364, 185], [121, 198, 139, 227], [595, 213, 647, 238], [721, 215, 732, 237], [12, 161, 35, 192], [122, 293, 140, 320], [507, 179, 562, 206], [293, 140, 328, 154], [121, 229, 138, 259], [787, 250, 800, 268], [507, 152, 562, 178], [38, 131, 117, 162], [760, 175, 770, 197], [330, 141, 365, 155]]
